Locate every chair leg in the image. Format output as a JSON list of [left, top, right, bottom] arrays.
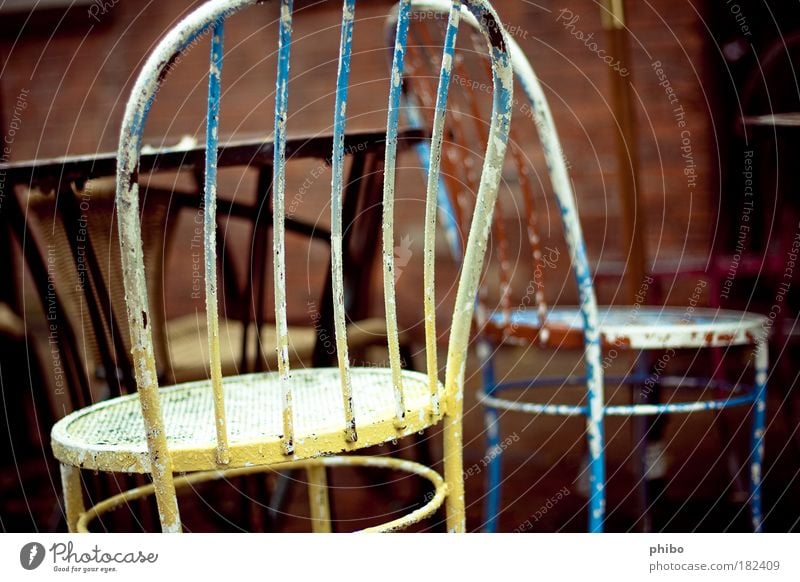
[[484, 408, 502, 533], [443, 406, 466, 532], [587, 375, 606, 533], [480, 342, 502, 532], [306, 462, 332, 533], [60, 464, 85, 532], [751, 340, 768, 532], [632, 413, 652, 531], [151, 468, 181, 533], [632, 351, 664, 533]]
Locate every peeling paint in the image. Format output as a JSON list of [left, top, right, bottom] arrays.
[[54, 0, 514, 535]]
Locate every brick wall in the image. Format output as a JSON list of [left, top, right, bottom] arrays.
[[1, 0, 715, 323]]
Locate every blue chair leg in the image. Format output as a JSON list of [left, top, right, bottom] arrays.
[[587, 370, 606, 533], [480, 340, 502, 532], [750, 340, 768, 532]]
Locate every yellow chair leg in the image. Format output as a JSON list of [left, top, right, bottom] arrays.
[[139, 383, 182, 532], [306, 462, 332, 533], [443, 407, 466, 532], [151, 468, 181, 533], [60, 464, 85, 533]]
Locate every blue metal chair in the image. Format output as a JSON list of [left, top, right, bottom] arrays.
[[394, 0, 769, 533], [50, 0, 514, 532]]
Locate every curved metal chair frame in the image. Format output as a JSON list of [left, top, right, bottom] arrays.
[[51, 0, 514, 532], [395, 0, 768, 533]]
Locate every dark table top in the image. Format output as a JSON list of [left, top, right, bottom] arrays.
[[0, 128, 425, 193]]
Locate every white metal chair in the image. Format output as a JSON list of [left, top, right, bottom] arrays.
[[396, 0, 769, 532], [50, 0, 513, 532]]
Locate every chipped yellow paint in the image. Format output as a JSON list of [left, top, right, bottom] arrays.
[[75, 456, 446, 533], [273, 0, 295, 456], [331, 234, 357, 442], [52, 411, 444, 473], [53, 0, 512, 535], [207, 330, 230, 465], [382, 0, 410, 430], [422, 3, 461, 419], [443, 400, 465, 532], [441, 0, 513, 534], [124, 242, 181, 532], [200, 19, 230, 469], [331, 0, 359, 442]]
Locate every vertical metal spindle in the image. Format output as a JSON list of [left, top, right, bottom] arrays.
[[409, 23, 469, 258], [273, 0, 295, 455], [403, 90, 462, 260], [422, 0, 460, 415], [205, 18, 230, 466], [383, 0, 412, 427], [332, 0, 358, 442], [452, 43, 514, 331], [442, 0, 513, 534]]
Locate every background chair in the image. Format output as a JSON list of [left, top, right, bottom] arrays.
[[23, 173, 390, 397], [396, 0, 768, 533], [50, 0, 513, 533], [0, 300, 57, 531]]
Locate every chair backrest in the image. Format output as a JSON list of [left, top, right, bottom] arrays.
[[394, 0, 602, 413], [115, 0, 512, 482]]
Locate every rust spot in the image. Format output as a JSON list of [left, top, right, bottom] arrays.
[[707, 332, 735, 345], [608, 335, 632, 349], [157, 53, 181, 86], [475, 8, 507, 53]]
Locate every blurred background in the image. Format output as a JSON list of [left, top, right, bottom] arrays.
[[1, 0, 799, 532]]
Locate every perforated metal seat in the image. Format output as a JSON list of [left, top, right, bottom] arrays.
[[52, 367, 442, 473]]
